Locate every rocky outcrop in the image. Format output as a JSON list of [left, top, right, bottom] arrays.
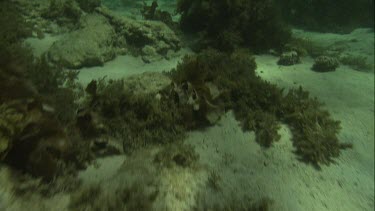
[[47, 7, 181, 68], [96, 7, 181, 63], [48, 14, 116, 69]]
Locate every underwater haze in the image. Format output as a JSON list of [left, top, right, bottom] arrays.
[[0, 0, 374, 210]]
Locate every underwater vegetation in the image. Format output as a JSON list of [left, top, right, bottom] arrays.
[[154, 142, 199, 168], [41, 0, 82, 27], [281, 87, 352, 165], [0, 0, 33, 71], [0, 0, 90, 181], [339, 54, 374, 72], [312, 56, 340, 72], [168, 49, 352, 166], [141, 1, 177, 30], [176, 0, 291, 52], [278, 0, 374, 33], [277, 51, 301, 66], [42, 0, 102, 26], [83, 78, 187, 153], [69, 182, 156, 211], [0, 1, 355, 204]]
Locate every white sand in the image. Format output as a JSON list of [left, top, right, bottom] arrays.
[[77, 48, 192, 86], [1, 29, 373, 210]]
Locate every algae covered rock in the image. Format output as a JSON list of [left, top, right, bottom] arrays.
[[76, 0, 101, 12], [312, 56, 339, 72], [277, 51, 300, 66], [154, 142, 199, 168], [41, 0, 82, 26], [141, 45, 163, 63], [48, 14, 116, 68], [96, 7, 181, 61], [0, 103, 25, 160]]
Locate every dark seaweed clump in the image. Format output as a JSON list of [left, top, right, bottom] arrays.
[[83, 78, 187, 153], [168, 49, 352, 166], [278, 0, 374, 33], [85, 48, 352, 166], [0, 0, 88, 181], [176, 0, 291, 52], [141, 1, 178, 31]]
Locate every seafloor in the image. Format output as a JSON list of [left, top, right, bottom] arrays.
[[0, 0, 374, 211]]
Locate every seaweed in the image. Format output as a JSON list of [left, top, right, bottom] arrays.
[[176, 0, 291, 52], [312, 56, 340, 72], [69, 182, 155, 211], [339, 54, 374, 72], [0, 99, 73, 180], [83, 78, 186, 153], [41, 0, 82, 27], [283, 37, 326, 58], [207, 170, 222, 191], [278, 0, 374, 33], [169, 49, 283, 146], [76, 0, 101, 12], [170, 49, 351, 166], [154, 142, 199, 168], [280, 87, 353, 166], [0, 0, 87, 181], [244, 111, 281, 147], [0, 0, 33, 72], [0, 1, 32, 44], [194, 196, 273, 211], [141, 1, 178, 31], [25, 55, 80, 125]]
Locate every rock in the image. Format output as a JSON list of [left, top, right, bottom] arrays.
[[277, 51, 300, 66], [48, 14, 116, 69], [141, 45, 163, 63], [76, 0, 101, 12], [123, 72, 171, 95], [41, 0, 82, 26], [96, 7, 181, 60], [312, 56, 339, 72]]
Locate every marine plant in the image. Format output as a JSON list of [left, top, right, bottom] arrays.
[[283, 37, 328, 59], [0, 0, 33, 71], [176, 0, 291, 52], [278, 0, 374, 33], [141, 1, 178, 31], [0, 0, 89, 181], [41, 0, 82, 27], [76, 0, 101, 12], [84, 79, 186, 153], [69, 182, 156, 210], [169, 49, 351, 166], [280, 87, 352, 166], [339, 54, 374, 72], [154, 142, 199, 168], [312, 56, 339, 72]]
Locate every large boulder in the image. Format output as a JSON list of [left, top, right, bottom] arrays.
[[96, 7, 181, 63], [48, 14, 116, 69]]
